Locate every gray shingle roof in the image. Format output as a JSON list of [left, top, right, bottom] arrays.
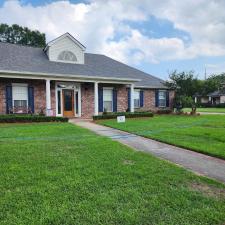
[[0, 42, 166, 88], [208, 89, 225, 97]]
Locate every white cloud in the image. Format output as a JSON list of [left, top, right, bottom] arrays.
[[205, 62, 225, 75], [0, 0, 225, 65]]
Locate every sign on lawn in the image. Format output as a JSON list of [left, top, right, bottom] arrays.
[[117, 116, 125, 123]]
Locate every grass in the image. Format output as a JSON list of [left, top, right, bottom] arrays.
[[0, 123, 225, 224], [183, 107, 225, 113], [98, 115, 225, 160]]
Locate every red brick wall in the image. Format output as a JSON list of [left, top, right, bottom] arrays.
[[0, 80, 6, 114], [0, 78, 55, 115], [80, 83, 128, 118], [81, 83, 95, 118], [140, 89, 175, 112], [117, 85, 128, 112]]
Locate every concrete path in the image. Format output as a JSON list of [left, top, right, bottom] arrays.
[[70, 119, 225, 184], [199, 112, 225, 115]]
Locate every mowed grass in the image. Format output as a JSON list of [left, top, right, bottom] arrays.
[[98, 115, 225, 159], [183, 107, 225, 113], [0, 124, 224, 224]]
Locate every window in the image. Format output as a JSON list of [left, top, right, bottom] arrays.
[[12, 84, 28, 108], [134, 90, 140, 108], [57, 51, 77, 62], [103, 88, 113, 112], [159, 90, 166, 107]]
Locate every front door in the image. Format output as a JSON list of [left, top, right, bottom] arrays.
[[63, 89, 74, 117]]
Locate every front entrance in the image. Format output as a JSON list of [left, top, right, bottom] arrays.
[[63, 89, 74, 117]]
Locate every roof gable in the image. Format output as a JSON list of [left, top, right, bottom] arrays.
[[44, 32, 86, 51], [44, 33, 85, 64]]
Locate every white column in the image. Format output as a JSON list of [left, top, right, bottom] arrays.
[[46, 79, 51, 116], [194, 96, 197, 103], [94, 82, 99, 115], [130, 84, 134, 112]]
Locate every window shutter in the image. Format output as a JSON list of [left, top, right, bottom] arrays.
[[28, 86, 34, 113], [140, 90, 144, 107], [5, 85, 12, 114], [127, 89, 131, 111], [155, 90, 159, 107], [113, 89, 117, 112], [166, 91, 170, 107], [98, 87, 103, 112], [75, 92, 79, 114]]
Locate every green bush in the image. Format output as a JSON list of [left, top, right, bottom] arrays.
[[0, 115, 68, 123], [93, 112, 154, 120], [156, 109, 173, 114]]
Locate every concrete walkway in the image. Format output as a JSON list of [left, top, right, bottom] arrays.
[[199, 112, 225, 115], [70, 119, 225, 184]]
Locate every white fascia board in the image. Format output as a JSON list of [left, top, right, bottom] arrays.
[[0, 70, 140, 84]]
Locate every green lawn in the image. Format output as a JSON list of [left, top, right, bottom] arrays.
[[183, 107, 225, 113], [98, 115, 225, 159], [0, 123, 225, 224]]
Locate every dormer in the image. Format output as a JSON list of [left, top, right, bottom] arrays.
[[44, 33, 86, 64]]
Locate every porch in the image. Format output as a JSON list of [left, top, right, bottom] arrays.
[[0, 77, 135, 118]]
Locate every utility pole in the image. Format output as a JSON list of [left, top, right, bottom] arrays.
[[204, 67, 207, 80]]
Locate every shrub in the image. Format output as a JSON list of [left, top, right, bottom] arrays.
[[0, 115, 68, 123], [156, 109, 173, 114], [93, 111, 154, 120]]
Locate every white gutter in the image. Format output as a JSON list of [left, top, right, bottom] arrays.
[[0, 70, 141, 83], [135, 85, 169, 89]]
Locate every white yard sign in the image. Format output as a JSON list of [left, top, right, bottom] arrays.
[[117, 116, 125, 123]]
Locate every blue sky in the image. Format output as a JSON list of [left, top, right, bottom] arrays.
[[0, 0, 225, 80]]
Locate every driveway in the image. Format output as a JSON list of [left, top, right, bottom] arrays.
[[70, 119, 225, 184]]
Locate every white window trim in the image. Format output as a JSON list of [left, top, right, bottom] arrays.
[[103, 87, 113, 112], [55, 82, 81, 117], [158, 90, 167, 108], [134, 89, 140, 108], [12, 83, 28, 108]]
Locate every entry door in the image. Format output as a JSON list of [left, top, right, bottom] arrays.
[[63, 89, 74, 117]]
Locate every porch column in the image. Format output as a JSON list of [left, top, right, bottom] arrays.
[[94, 82, 99, 115], [130, 83, 134, 112], [194, 97, 197, 103], [46, 79, 51, 116]]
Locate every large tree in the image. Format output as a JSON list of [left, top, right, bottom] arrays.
[[203, 73, 225, 94], [166, 70, 203, 107], [166, 70, 202, 97], [0, 23, 46, 48]]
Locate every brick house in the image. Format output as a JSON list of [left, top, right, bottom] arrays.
[[0, 33, 175, 118]]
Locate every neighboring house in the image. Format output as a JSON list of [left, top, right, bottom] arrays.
[[194, 83, 225, 105], [0, 33, 174, 118]]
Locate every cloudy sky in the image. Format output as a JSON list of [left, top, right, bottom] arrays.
[[0, 0, 225, 79]]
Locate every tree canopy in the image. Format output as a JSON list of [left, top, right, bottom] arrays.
[[166, 70, 225, 107], [0, 23, 46, 48]]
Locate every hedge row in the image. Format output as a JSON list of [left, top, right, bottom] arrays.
[[198, 103, 225, 108], [156, 109, 173, 114], [0, 115, 68, 123], [93, 112, 154, 120]]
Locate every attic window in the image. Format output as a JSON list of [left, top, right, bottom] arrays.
[[57, 50, 77, 62]]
